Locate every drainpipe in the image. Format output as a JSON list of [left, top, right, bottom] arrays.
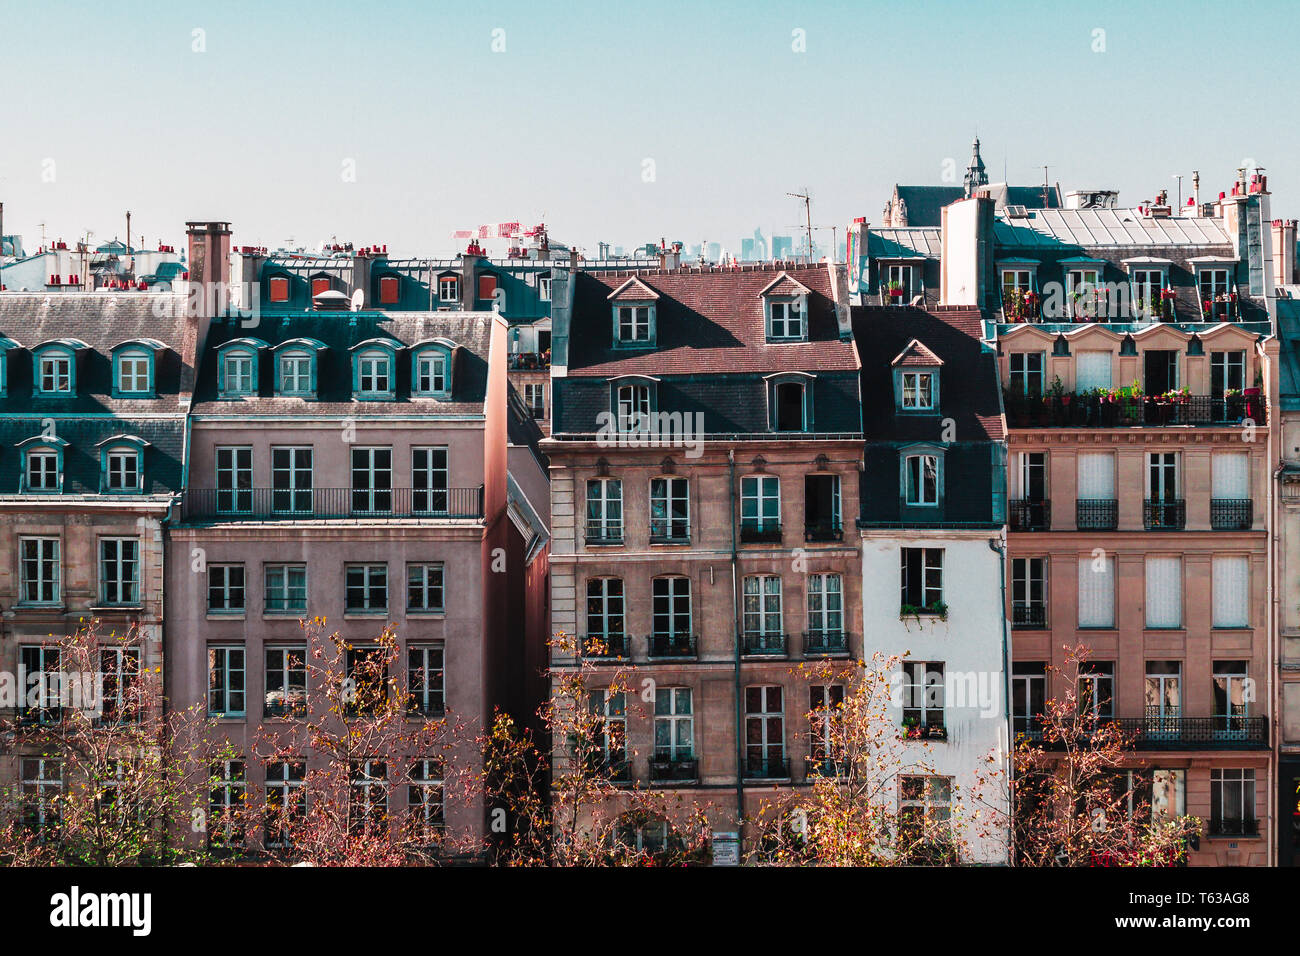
[[1271, 458, 1283, 867], [989, 535, 1013, 866], [729, 448, 745, 839]]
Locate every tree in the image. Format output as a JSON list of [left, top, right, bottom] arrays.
[[1012, 643, 1200, 867]]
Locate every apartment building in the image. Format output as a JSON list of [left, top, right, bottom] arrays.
[[166, 227, 512, 855], [543, 261, 863, 850], [0, 288, 194, 814], [854, 304, 1011, 864]]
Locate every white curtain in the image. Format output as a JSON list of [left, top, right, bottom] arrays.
[[1075, 351, 1114, 392], [1211, 453, 1249, 499], [1077, 452, 1115, 498], [1212, 555, 1250, 628], [1078, 556, 1115, 628], [1145, 557, 1182, 628]]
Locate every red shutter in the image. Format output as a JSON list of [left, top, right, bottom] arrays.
[[379, 276, 399, 305], [268, 276, 289, 303], [478, 274, 497, 301], [311, 277, 331, 297]]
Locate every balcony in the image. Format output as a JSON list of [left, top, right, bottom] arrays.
[[743, 755, 791, 781], [742, 632, 788, 658], [740, 520, 782, 544], [1012, 603, 1046, 629], [804, 520, 843, 542], [581, 633, 628, 661], [508, 352, 550, 371], [648, 754, 699, 784], [1004, 392, 1266, 429], [1009, 499, 1050, 531], [649, 521, 690, 545], [648, 632, 697, 659], [1076, 498, 1118, 531], [805, 755, 846, 779], [803, 630, 850, 658], [1144, 498, 1186, 530], [584, 752, 630, 782], [182, 487, 484, 521], [1210, 498, 1253, 530], [584, 522, 624, 546], [1017, 714, 1268, 750]]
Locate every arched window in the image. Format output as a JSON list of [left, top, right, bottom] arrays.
[[110, 339, 164, 397], [18, 436, 67, 493], [32, 340, 86, 396], [217, 339, 267, 398], [273, 339, 326, 398], [411, 340, 455, 398], [351, 339, 399, 400], [765, 372, 814, 432], [98, 435, 149, 494]]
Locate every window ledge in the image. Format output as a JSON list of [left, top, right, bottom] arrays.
[[263, 611, 307, 619], [405, 611, 446, 619], [87, 605, 143, 613], [344, 611, 390, 619], [206, 612, 246, 621]]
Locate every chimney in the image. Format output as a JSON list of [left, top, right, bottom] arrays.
[[658, 239, 681, 270], [460, 242, 482, 310], [1272, 219, 1298, 288], [185, 221, 232, 318], [351, 247, 372, 308]]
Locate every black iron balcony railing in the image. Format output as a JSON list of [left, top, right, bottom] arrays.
[[648, 632, 697, 659], [804, 520, 844, 542], [1009, 498, 1050, 531], [183, 486, 484, 520], [740, 520, 783, 543], [584, 522, 624, 545], [508, 352, 551, 371], [742, 632, 788, 657], [648, 521, 691, 545], [1016, 713, 1268, 750], [743, 755, 791, 780], [1144, 498, 1186, 530], [803, 630, 850, 657], [1209, 817, 1260, 837], [1004, 392, 1266, 429], [581, 633, 628, 660], [1210, 498, 1253, 530], [1076, 498, 1118, 530], [1012, 603, 1047, 628], [584, 752, 630, 782], [805, 754, 847, 778], [648, 754, 699, 783]]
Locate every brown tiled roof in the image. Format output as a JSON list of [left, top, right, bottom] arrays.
[[606, 277, 660, 301], [891, 339, 944, 367], [568, 263, 857, 376]]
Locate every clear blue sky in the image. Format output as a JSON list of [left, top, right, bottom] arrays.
[[1, 0, 1294, 258]]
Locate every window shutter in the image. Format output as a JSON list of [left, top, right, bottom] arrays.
[[378, 276, 399, 305], [311, 277, 331, 297], [1145, 557, 1182, 628], [1078, 556, 1115, 628], [1211, 453, 1249, 499], [268, 276, 289, 303], [1077, 452, 1115, 498], [1075, 351, 1113, 392], [1212, 555, 1249, 628], [478, 275, 497, 301]]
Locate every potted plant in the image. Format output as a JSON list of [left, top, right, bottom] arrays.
[[902, 717, 923, 739], [888, 279, 904, 300]]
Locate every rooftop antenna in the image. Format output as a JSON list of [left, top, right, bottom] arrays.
[[1040, 166, 1051, 208], [787, 190, 813, 263], [1172, 174, 1184, 210]]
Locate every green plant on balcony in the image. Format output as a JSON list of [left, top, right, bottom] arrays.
[[899, 601, 947, 624]]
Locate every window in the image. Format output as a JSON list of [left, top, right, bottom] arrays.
[[412, 447, 448, 513], [24, 446, 61, 492], [903, 453, 939, 506], [524, 383, 546, 418], [900, 371, 936, 410], [264, 760, 306, 848], [591, 690, 627, 773], [346, 564, 388, 612], [1077, 451, 1115, 500], [1212, 555, 1249, 628], [586, 578, 625, 650], [19, 536, 60, 605], [271, 446, 313, 514], [1143, 349, 1179, 394], [806, 573, 843, 641], [208, 564, 245, 613], [216, 447, 252, 514], [349, 761, 388, 835], [38, 351, 72, 393], [900, 547, 943, 612], [207, 645, 246, 717], [1079, 661, 1115, 719], [585, 478, 623, 543], [1067, 268, 1100, 318], [1145, 557, 1182, 628], [1011, 557, 1046, 628], [345, 645, 389, 714], [408, 760, 445, 837], [744, 685, 785, 777], [1213, 661, 1250, 731], [902, 662, 945, 729], [222, 350, 255, 396], [408, 644, 445, 716], [378, 275, 400, 305], [104, 446, 141, 492], [809, 684, 845, 765], [743, 575, 784, 651], [772, 379, 807, 431], [268, 276, 290, 303], [1009, 352, 1045, 396], [99, 646, 140, 723], [99, 537, 139, 606], [767, 298, 804, 340], [650, 577, 693, 657], [415, 351, 449, 396], [1019, 451, 1047, 501], [116, 349, 151, 394], [615, 305, 651, 344], [20, 759, 62, 830], [649, 477, 690, 542], [1210, 769, 1256, 836], [407, 563, 445, 612], [1078, 554, 1116, 628], [615, 383, 651, 431], [1002, 269, 1032, 298], [278, 351, 313, 396], [1211, 351, 1246, 395], [1145, 661, 1182, 728], [1074, 350, 1113, 392], [804, 474, 841, 538], [19, 645, 61, 724], [1131, 269, 1164, 317], [887, 264, 915, 302], [538, 276, 552, 301], [356, 349, 392, 397], [263, 646, 306, 717], [740, 475, 781, 536], [264, 564, 307, 613], [351, 447, 393, 513], [209, 760, 246, 846], [1012, 662, 1046, 735], [1212, 452, 1249, 499], [901, 775, 953, 826], [1199, 268, 1231, 308], [654, 688, 694, 760], [439, 275, 459, 302]]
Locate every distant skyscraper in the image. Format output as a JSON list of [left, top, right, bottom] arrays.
[[741, 238, 756, 261], [771, 235, 793, 260], [706, 242, 722, 262]]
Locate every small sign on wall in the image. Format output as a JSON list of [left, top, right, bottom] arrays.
[[712, 832, 740, 867]]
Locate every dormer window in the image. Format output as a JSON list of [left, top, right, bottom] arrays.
[[891, 339, 943, 414], [901, 371, 936, 410], [616, 383, 652, 431], [439, 275, 460, 303], [352, 339, 399, 400], [280, 351, 313, 394], [19, 437, 66, 493], [538, 276, 552, 301], [378, 275, 400, 305], [766, 372, 814, 432], [217, 339, 266, 398], [38, 352, 72, 394], [110, 339, 163, 398], [412, 343, 453, 398], [268, 275, 290, 303], [0, 336, 17, 396], [478, 274, 498, 303], [767, 299, 805, 341], [617, 305, 651, 344], [98, 436, 148, 494], [903, 452, 941, 506], [607, 278, 660, 347]]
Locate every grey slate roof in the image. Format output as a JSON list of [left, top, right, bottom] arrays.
[[1277, 298, 1300, 412], [994, 209, 1232, 248]]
